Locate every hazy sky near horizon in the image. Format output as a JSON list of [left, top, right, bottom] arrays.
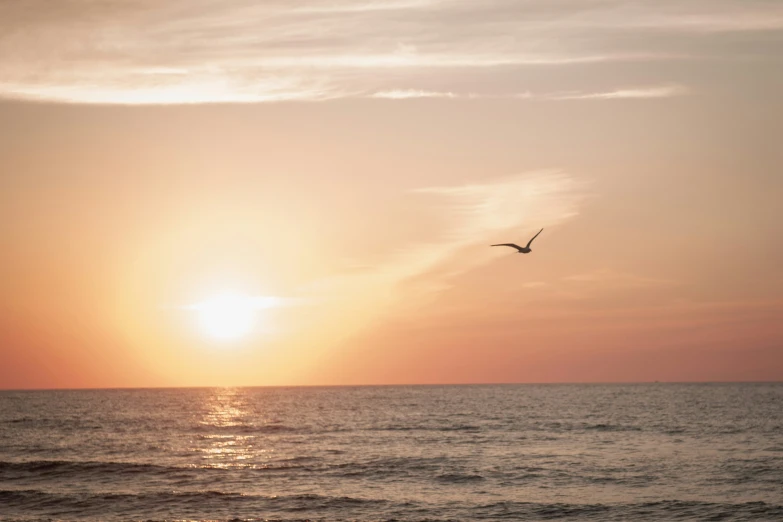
[[1, 0, 782, 388]]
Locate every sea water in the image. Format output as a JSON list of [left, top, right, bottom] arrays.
[[1, 384, 781, 521]]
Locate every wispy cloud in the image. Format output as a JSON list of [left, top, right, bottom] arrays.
[[1, 0, 775, 104], [291, 169, 587, 362], [320, 170, 584, 298], [0, 0, 783, 104], [548, 84, 691, 101], [293, 0, 443, 14], [371, 89, 459, 99], [370, 85, 689, 101], [370, 89, 536, 100]]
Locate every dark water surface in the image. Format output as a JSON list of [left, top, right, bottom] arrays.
[[1, 384, 781, 521]]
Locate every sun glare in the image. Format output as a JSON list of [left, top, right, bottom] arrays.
[[193, 293, 258, 341]]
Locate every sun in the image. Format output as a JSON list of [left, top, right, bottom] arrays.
[[192, 292, 258, 341]]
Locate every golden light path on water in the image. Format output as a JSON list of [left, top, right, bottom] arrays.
[[193, 389, 271, 469]]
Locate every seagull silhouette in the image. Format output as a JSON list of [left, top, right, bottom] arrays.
[[491, 228, 543, 254]]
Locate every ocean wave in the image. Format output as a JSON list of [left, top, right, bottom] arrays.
[[332, 456, 443, 474], [436, 472, 485, 483], [6, 491, 778, 522], [1, 488, 782, 521], [0, 459, 307, 479], [581, 423, 643, 432], [470, 500, 783, 520], [192, 423, 302, 434], [371, 424, 481, 432], [0, 459, 167, 476], [0, 488, 388, 515]]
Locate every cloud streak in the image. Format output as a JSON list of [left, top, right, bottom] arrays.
[[370, 89, 534, 100], [1, 0, 777, 104], [321, 170, 585, 300], [547, 84, 691, 101], [371, 89, 460, 99], [290, 169, 587, 370], [370, 85, 689, 101]]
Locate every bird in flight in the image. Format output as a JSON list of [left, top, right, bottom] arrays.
[[491, 228, 544, 254]]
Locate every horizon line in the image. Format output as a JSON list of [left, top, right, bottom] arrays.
[[2, 380, 781, 392]]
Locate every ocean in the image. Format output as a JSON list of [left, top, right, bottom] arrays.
[[1, 384, 781, 521]]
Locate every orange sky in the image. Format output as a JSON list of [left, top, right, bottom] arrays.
[[1, 0, 782, 388]]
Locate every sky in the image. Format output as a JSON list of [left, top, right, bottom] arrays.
[[1, 0, 782, 388]]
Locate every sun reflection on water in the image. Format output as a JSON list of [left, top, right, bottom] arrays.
[[191, 388, 274, 469]]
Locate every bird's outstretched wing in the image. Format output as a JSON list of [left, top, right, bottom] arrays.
[[491, 243, 524, 252], [525, 228, 544, 248]]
